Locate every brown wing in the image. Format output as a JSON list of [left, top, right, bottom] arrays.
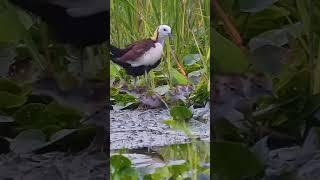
[[117, 39, 155, 62]]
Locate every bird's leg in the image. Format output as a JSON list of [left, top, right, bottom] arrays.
[[134, 76, 139, 87]]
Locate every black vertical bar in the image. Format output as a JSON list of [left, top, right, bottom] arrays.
[[106, 0, 111, 179], [210, 0, 215, 179]]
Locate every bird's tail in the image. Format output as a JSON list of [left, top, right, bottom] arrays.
[[110, 45, 131, 70], [110, 45, 124, 60]]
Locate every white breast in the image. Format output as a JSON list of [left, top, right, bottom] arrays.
[[130, 42, 163, 67]]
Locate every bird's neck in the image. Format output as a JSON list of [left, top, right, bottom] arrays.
[[157, 37, 165, 46], [151, 31, 165, 46]]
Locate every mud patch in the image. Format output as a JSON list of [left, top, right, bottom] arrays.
[[0, 152, 108, 179], [110, 108, 210, 150]]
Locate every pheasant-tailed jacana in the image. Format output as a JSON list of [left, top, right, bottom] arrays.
[[110, 25, 173, 85]]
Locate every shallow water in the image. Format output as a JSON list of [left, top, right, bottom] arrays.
[[112, 142, 210, 179], [110, 108, 210, 178]]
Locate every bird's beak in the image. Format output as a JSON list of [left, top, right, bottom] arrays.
[[169, 33, 174, 40]]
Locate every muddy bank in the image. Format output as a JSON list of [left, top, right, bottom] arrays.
[[110, 108, 210, 150], [0, 152, 108, 179]]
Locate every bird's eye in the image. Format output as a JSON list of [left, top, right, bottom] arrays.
[[163, 29, 167, 31]]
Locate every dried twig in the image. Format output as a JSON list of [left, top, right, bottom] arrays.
[[212, 0, 244, 49]]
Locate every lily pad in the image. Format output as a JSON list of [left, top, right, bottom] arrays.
[[239, 0, 278, 13], [10, 129, 46, 154], [0, 91, 27, 108]]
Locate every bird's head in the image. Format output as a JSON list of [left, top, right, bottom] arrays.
[[151, 24, 173, 42]]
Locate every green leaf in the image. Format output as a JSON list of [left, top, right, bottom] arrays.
[[167, 161, 189, 177], [111, 154, 139, 179], [170, 106, 193, 122], [13, 103, 65, 134], [145, 166, 171, 179], [110, 63, 119, 77], [111, 154, 132, 170], [113, 92, 137, 108], [15, 7, 33, 30], [46, 102, 83, 117], [119, 167, 139, 179], [111, 87, 119, 97], [170, 67, 189, 85], [249, 23, 303, 50], [0, 78, 29, 95], [183, 54, 201, 66], [163, 119, 189, 133], [212, 141, 263, 179], [189, 78, 210, 106], [10, 129, 46, 154], [45, 102, 82, 127], [239, 0, 278, 13], [212, 30, 249, 73], [0, 91, 27, 108], [13, 103, 46, 125], [0, 7, 27, 43], [236, 6, 291, 38]]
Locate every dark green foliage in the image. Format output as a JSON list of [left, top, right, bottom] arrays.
[[214, 0, 320, 179]]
